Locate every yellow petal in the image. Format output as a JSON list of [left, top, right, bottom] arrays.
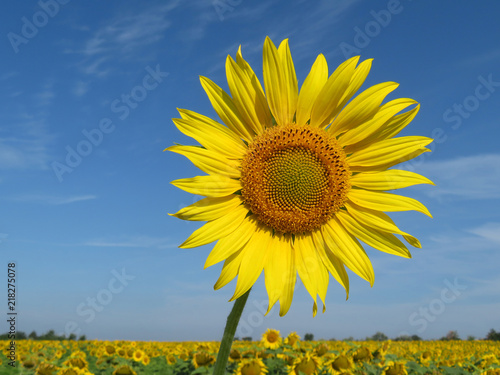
[[263, 37, 297, 126], [347, 136, 433, 171], [180, 204, 248, 248], [340, 98, 417, 146], [345, 201, 421, 248], [337, 58, 373, 108], [312, 230, 349, 299], [200, 76, 253, 141], [170, 195, 242, 221], [205, 215, 257, 268], [278, 39, 298, 124], [264, 233, 295, 315], [214, 248, 244, 290], [322, 217, 375, 285], [167, 145, 240, 178], [336, 210, 411, 258], [348, 188, 432, 217], [230, 224, 272, 301], [330, 82, 399, 137], [277, 235, 296, 316], [317, 58, 373, 130], [294, 234, 329, 315], [296, 54, 328, 126], [351, 103, 420, 151], [226, 55, 270, 135], [310, 56, 360, 128], [350, 169, 435, 191], [293, 234, 319, 315], [170, 175, 241, 198], [175, 109, 247, 159]]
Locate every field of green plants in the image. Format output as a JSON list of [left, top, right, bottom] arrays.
[[1, 331, 499, 374]]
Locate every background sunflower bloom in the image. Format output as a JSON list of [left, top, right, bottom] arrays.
[[169, 36, 433, 316]]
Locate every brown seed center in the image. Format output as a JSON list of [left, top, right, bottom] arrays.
[[241, 124, 350, 234]]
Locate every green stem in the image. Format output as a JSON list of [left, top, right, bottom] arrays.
[[212, 288, 251, 375]]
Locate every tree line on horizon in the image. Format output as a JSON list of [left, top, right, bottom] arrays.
[[2, 329, 500, 342]]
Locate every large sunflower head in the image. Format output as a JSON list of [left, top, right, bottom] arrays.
[[168, 36, 433, 316]]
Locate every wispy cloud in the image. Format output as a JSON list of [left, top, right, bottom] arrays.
[[36, 81, 55, 107], [83, 235, 175, 249], [70, 3, 179, 76], [0, 138, 49, 170], [0, 82, 56, 170], [10, 194, 97, 205], [416, 154, 500, 200], [72, 81, 90, 97], [456, 48, 500, 69], [468, 222, 500, 244]]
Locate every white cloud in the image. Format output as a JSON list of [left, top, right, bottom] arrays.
[[0, 141, 46, 170], [11, 194, 97, 205], [73, 3, 179, 76], [83, 235, 175, 249], [36, 83, 55, 107], [456, 47, 500, 69], [415, 154, 500, 200], [0, 80, 56, 170], [72, 81, 90, 97], [468, 222, 500, 244]]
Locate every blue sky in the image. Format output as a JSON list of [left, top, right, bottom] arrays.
[[1, 0, 500, 342]]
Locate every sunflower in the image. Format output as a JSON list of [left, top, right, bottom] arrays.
[[192, 351, 216, 368], [285, 332, 301, 347], [112, 365, 137, 375], [132, 349, 145, 362], [229, 348, 242, 362], [141, 354, 151, 366], [325, 354, 354, 374], [382, 361, 408, 375], [63, 357, 87, 370], [168, 36, 432, 315], [35, 362, 59, 375], [235, 358, 268, 375], [353, 346, 373, 362], [261, 328, 282, 350], [287, 353, 321, 375]]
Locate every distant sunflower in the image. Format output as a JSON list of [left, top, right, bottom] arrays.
[[261, 329, 282, 350], [235, 358, 268, 375], [383, 361, 408, 375], [325, 354, 354, 374], [168, 36, 433, 316], [112, 365, 137, 375], [287, 353, 321, 375], [192, 351, 216, 369], [132, 349, 144, 362], [285, 332, 301, 347]]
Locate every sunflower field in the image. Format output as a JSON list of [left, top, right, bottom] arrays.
[[1, 330, 499, 375]]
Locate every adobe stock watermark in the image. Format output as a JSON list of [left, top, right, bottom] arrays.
[[212, 0, 242, 21], [399, 278, 467, 336], [339, 0, 411, 59], [63, 268, 135, 337], [51, 64, 168, 182], [442, 74, 500, 131], [7, 0, 71, 54], [398, 73, 499, 174]]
